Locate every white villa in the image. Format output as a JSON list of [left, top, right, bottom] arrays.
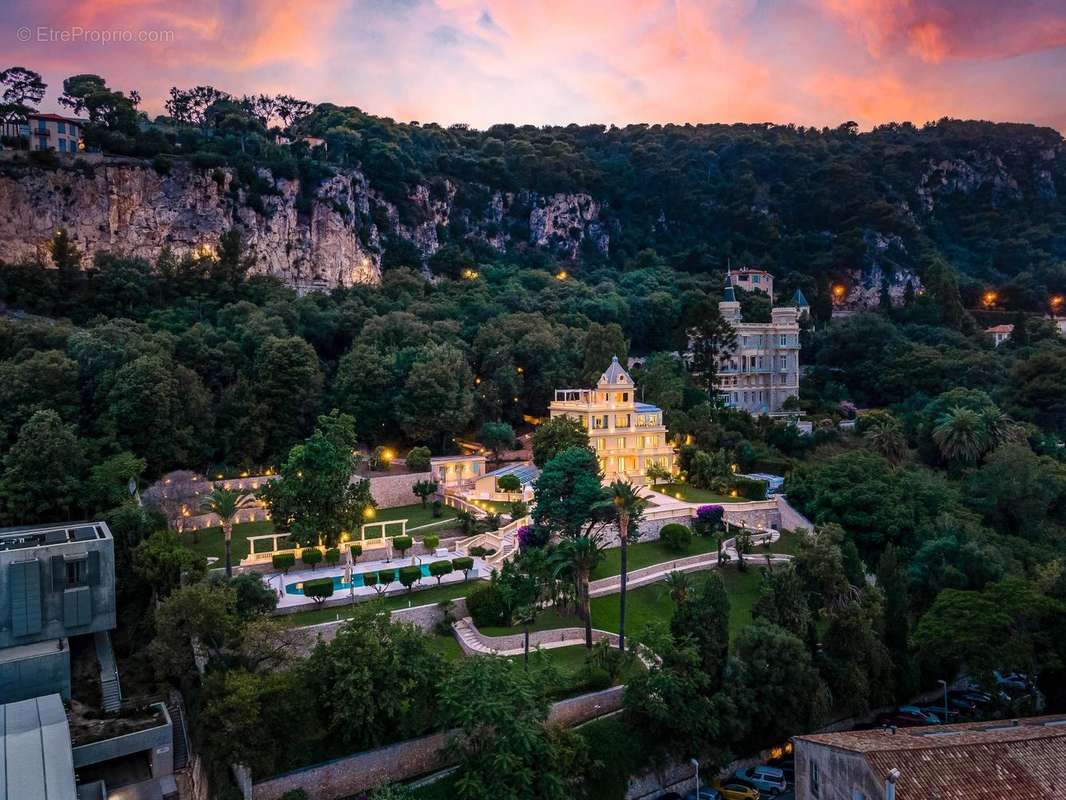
[[548, 357, 677, 484], [716, 281, 805, 415]]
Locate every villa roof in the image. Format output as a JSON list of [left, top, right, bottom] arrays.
[[723, 284, 737, 302], [986, 324, 1014, 334], [598, 356, 633, 387], [796, 715, 1066, 800], [484, 462, 540, 486]]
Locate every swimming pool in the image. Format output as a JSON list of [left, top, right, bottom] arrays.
[[285, 563, 433, 595]]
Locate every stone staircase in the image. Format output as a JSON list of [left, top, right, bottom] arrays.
[[167, 692, 192, 771], [93, 631, 122, 713], [452, 617, 493, 654]]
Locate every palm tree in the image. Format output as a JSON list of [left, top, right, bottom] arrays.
[[864, 413, 907, 464], [933, 407, 987, 466], [602, 480, 646, 653], [664, 570, 693, 605], [200, 484, 258, 578], [551, 537, 604, 649]]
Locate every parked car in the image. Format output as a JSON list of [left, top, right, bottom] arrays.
[[898, 705, 941, 724], [712, 781, 760, 800], [734, 766, 788, 794], [684, 790, 721, 800], [995, 671, 1028, 690]]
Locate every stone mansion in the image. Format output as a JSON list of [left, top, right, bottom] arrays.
[[716, 281, 807, 415], [549, 357, 677, 484]]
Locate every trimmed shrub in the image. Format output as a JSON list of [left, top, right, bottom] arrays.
[[451, 556, 475, 579], [432, 499, 443, 518], [393, 535, 413, 557], [272, 552, 295, 573], [302, 577, 334, 605], [469, 545, 496, 558], [301, 547, 323, 570], [428, 560, 453, 585], [406, 446, 432, 473], [398, 565, 422, 592], [364, 570, 384, 594], [349, 544, 363, 563], [324, 548, 341, 566], [660, 523, 692, 552], [586, 667, 612, 692], [377, 570, 397, 590], [422, 534, 440, 551], [466, 582, 509, 627]]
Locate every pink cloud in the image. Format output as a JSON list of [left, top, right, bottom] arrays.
[[5, 0, 1065, 131]]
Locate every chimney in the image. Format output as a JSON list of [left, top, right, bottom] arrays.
[[885, 768, 901, 800]]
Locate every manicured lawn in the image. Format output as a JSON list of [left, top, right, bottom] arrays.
[[181, 504, 460, 562], [653, 483, 742, 504], [426, 632, 464, 662], [182, 520, 276, 563], [373, 502, 458, 530], [466, 498, 519, 515], [591, 535, 720, 580], [280, 579, 478, 627], [481, 565, 769, 643]]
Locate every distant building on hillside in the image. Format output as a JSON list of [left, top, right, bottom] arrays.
[[715, 281, 803, 415], [727, 267, 775, 301], [986, 323, 1014, 347], [2, 113, 83, 153], [549, 357, 677, 484], [793, 714, 1066, 800]]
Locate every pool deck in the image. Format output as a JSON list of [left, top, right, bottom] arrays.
[[267, 553, 485, 610]]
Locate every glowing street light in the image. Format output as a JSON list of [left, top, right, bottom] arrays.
[[1051, 295, 1064, 312], [982, 290, 998, 308], [831, 284, 846, 301], [555, 270, 568, 281]]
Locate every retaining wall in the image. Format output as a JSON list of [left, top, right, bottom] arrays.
[[366, 472, 434, 508], [456, 623, 618, 655], [247, 686, 624, 800]]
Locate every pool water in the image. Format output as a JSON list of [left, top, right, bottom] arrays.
[[285, 563, 433, 595]]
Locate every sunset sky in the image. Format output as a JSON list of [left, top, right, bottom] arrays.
[[8, 0, 1066, 132]]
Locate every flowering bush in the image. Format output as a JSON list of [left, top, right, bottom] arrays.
[[839, 400, 858, 419], [695, 504, 725, 536], [516, 524, 550, 551]]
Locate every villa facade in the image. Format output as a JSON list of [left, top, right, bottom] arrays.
[[716, 282, 805, 415], [548, 357, 677, 484]]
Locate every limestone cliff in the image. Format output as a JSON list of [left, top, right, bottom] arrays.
[[0, 155, 611, 289]]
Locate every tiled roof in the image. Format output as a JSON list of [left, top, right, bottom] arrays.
[[986, 324, 1014, 334], [798, 716, 1066, 800]]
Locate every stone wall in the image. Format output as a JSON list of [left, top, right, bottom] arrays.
[[366, 471, 434, 509], [248, 685, 623, 800], [455, 623, 618, 655], [776, 495, 814, 532]]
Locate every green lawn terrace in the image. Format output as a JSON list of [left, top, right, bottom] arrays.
[[181, 502, 461, 566], [650, 481, 751, 504]]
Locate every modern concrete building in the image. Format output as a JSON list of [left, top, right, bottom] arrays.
[[728, 267, 775, 301], [0, 522, 116, 705], [548, 357, 676, 484], [716, 283, 803, 415], [793, 715, 1066, 800]]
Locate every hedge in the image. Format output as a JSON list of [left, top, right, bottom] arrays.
[[301, 548, 323, 570], [393, 536, 413, 556], [324, 548, 341, 566], [272, 552, 295, 573], [729, 476, 768, 500], [660, 523, 693, 551], [303, 577, 334, 604], [423, 535, 440, 551]]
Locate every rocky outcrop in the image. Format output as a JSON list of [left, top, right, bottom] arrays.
[[0, 155, 612, 289], [917, 151, 1024, 212]]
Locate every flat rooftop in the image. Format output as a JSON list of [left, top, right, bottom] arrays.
[[0, 522, 110, 553], [0, 693, 77, 800]]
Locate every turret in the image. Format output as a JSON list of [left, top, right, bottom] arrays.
[[720, 282, 742, 324]]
